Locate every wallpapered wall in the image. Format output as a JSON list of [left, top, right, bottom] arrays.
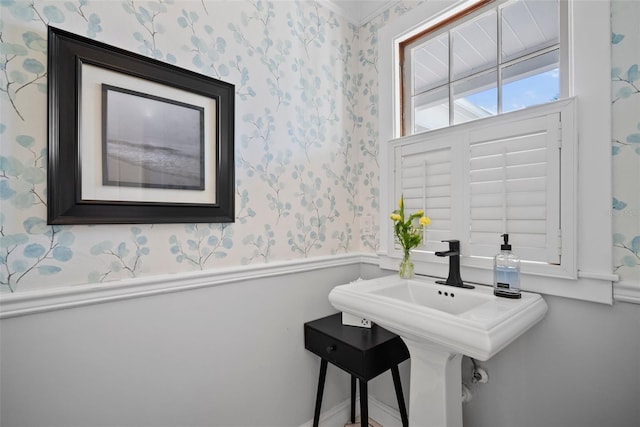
[[0, 0, 419, 293], [1, 0, 639, 294], [612, 0, 640, 285]]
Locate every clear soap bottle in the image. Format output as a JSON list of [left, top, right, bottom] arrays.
[[493, 233, 521, 299]]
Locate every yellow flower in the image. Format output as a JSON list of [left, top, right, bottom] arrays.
[[391, 195, 431, 255]]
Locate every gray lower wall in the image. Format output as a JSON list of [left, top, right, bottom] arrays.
[[461, 295, 640, 427], [0, 264, 360, 427], [2, 263, 639, 427]]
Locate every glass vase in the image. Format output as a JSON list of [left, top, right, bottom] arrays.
[[399, 253, 414, 279]]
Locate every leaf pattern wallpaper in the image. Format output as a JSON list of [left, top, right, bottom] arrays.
[[1, 0, 638, 294], [0, 0, 417, 293], [612, 0, 640, 284]]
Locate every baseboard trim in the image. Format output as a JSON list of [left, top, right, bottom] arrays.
[[367, 396, 404, 427], [0, 253, 379, 319], [299, 395, 403, 427], [298, 398, 350, 427]]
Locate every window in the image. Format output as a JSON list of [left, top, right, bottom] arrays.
[[402, 0, 563, 135], [378, 0, 615, 303]]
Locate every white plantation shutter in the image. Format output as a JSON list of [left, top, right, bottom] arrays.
[[392, 100, 571, 268], [465, 114, 561, 263]]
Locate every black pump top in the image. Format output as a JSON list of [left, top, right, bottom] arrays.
[[501, 233, 512, 251]]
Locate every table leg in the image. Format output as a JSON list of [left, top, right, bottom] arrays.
[[313, 359, 328, 427], [391, 365, 409, 427], [351, 375, 357, 423], [359, 379, 368, 427]]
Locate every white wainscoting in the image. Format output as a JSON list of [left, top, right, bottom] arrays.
[[0, 253, 395, 427]]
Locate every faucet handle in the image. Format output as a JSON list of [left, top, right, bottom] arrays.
[[441, 239, 460, 250]]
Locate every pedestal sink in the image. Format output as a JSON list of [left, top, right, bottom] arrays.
[[328, 275, 547, 427]]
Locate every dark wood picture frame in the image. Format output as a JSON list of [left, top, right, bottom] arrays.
[[47, 26, 235, 224]]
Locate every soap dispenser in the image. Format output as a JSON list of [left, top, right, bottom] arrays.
[[493, 233, 521, 299]]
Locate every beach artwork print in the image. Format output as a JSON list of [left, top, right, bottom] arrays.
[[101, 85, 205, 191]]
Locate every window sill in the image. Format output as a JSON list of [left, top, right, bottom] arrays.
[[378, 254, 615, 305]]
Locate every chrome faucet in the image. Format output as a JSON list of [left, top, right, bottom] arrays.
[[434, 240, 474, 289]]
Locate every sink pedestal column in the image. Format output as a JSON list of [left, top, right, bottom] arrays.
[[403, 339, 463, 427]]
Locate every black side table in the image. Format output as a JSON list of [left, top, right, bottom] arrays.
[[304, 313, 410, 427]]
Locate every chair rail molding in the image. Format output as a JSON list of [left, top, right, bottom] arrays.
[[614, 280, 640, 304], [0, 253, 379, 319]]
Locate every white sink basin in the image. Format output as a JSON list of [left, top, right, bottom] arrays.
[[329, 275, 547, 361], [370, 280, 489, 315], [330, 275, 547, 426]]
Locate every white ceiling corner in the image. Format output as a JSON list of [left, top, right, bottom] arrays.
[[325, 0, 398, 25]]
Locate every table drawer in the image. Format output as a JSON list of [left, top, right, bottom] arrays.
[[305, 326, 362, 374]]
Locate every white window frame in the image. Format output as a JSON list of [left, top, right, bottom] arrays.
[[401, 0, 567, 134], [378, 0, 616, 304]]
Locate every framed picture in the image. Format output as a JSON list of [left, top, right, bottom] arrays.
[[47, 26, 235, 224], [101, 84, 206, 191]]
